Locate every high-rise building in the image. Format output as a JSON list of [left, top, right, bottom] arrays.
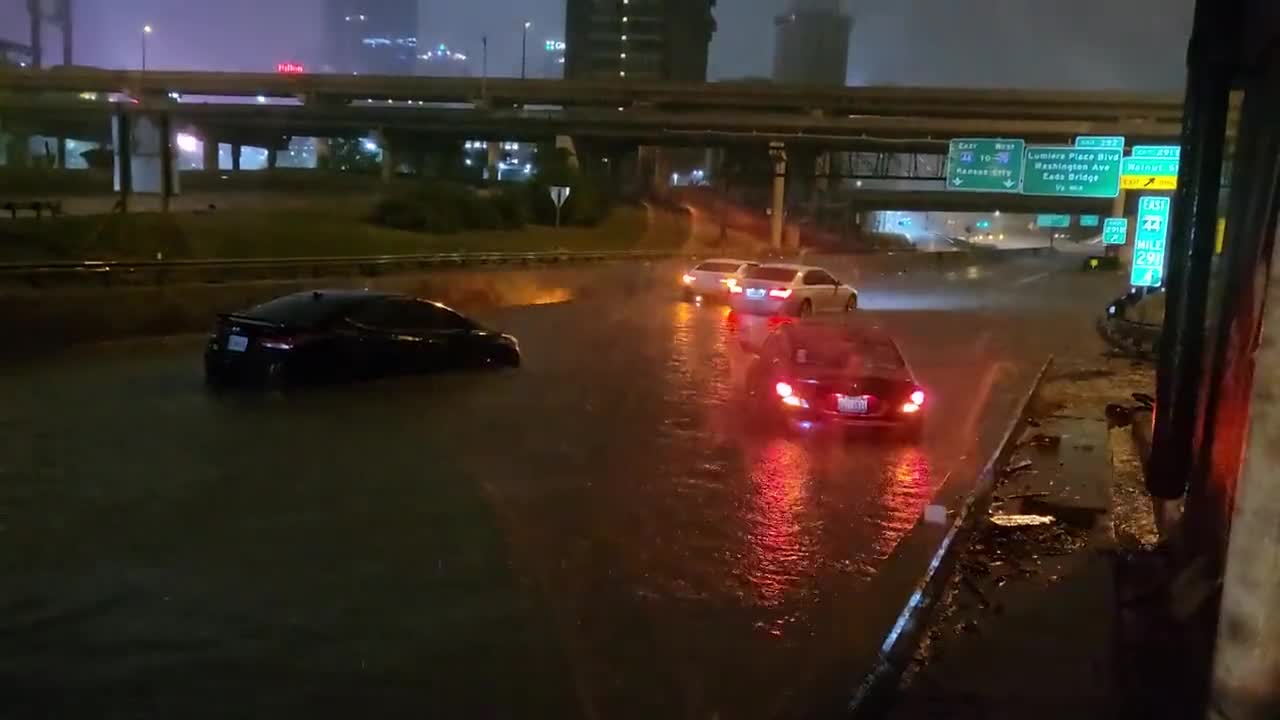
[[322, 0, 419, 75], [773, 0, 853, 86], [417, 43, 472, 76], [541, 39, 567, 79], [564, 0, 716, 82]]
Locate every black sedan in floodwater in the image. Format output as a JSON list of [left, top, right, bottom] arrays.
[[743, 320, 926, 438], [205, 290, 520, 386]]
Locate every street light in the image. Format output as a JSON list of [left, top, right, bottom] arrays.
[[141, 24, 153, 71], [521, 21, 532, 80]]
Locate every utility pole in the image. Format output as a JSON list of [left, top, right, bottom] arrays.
[[521, 21, 532, 80], [481, 35, 488, 100], [26, 0, 42, 68]]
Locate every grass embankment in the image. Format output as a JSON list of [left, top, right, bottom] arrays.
[[0, 201, 692, 263]]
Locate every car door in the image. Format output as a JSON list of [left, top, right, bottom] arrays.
[[801, 270, 833, 311], [346, 299, 446, 375]]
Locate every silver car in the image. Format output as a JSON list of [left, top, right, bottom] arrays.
[[729, 263, 859, 316], [681, 258, 759, 302]]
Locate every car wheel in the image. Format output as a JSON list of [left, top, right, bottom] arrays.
[[796, 300, 813, 318], [845, 293, 858, 312]]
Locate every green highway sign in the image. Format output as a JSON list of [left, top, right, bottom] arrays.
[[1121, 157, 1181, 190], [1079, 214, 1101, 227], [1132, 145, 1181, 159], [1022, 146, 1122, 198], [1075, 136, 1125, 150], [1037, 214, 1072, 228], [946, 138, 1025, 192], [1132, 196, 1171, 287], [1103, 217, 1129, 245]]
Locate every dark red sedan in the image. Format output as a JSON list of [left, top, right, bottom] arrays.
[[743, 320, 926, 439]]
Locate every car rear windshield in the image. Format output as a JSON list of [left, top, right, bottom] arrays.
[[796, 341, 905, 372], [695, 262, 742, 273], [746, 267, 799, 282], [238, 293, 371, 328]]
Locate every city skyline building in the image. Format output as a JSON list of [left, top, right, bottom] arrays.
[[322, 0, 418, 75], [564, 0, 716, 82], [772, 0, 852, 86]]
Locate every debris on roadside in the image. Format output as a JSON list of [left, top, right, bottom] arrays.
[[1028, 433, 1062, 449], [1003, 455, 1034, 476], [989, 513, 1056, 527]]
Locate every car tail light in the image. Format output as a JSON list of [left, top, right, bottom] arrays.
[[682, 274, 695, 284], [722, 278, 737, 286], [782, 395, 808, 408], [260, 335, 299, 350], [911, 390, 926, 406], [729, 284, 744, 294], [901, 402, 921, 414], [769, 288, 793, 299], [775, 381, 793, 398]]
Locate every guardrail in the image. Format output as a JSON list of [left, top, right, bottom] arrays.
[[0, 249, 682, 289], [0, 245, 1055, 290]]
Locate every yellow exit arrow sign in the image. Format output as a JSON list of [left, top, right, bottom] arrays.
[[1121, 175, 1178, 190]]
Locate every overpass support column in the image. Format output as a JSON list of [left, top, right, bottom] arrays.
[[159, 112, 174, 213], [487, 142, 501, 182], [815, 151, 831, 194], [769, 142, 788, 251], [114, 113, 133, 213], [378, 132, 394, 184], [231, 143, 242, 171], [202, 136, 218, 171]]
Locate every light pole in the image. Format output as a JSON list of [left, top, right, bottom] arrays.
[[141, 24, 152, 71], [521, 21, 532, 80]]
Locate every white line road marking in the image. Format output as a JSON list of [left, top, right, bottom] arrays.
[[1013, 271, 1052, 286]]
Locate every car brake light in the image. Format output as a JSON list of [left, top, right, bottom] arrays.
[[769, 288, 793, 299], [722, 278, 737, 286], [782, 395, 808, 408], [260, 335, 298, 350], [901, 402, 921, 414], [775, 381, 793, 398], [729, 284, 744, 294], [911, 390, 926, 406], [682, 274, 695, 284]]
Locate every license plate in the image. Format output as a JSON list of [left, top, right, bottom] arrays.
[[837, 395, 869, 414], [746, 288, 766, 299], [227, 334, 249, 352]]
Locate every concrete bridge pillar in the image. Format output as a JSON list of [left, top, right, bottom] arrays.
[[378, 131, 394, 183], [769, 141, 788, 250], [487, 142, 501, 182], [231, 143, 242, 171], [202, 136, 218, 171], [314, 138, 331, 170]]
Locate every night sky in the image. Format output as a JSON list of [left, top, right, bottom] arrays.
[[2, 0, 1195, 90]]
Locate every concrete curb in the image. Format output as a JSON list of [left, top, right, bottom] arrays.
[[846, 354, 1056, 719]]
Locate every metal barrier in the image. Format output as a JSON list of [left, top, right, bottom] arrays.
[[0, 246, 1054, 289], [0, 249, 683, 288]]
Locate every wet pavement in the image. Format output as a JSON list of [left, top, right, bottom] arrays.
[[0, 255, 1123, 718]]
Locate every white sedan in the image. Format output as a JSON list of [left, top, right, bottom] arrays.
[[681, 258, 759, 302], [729, 263, 859, 317]]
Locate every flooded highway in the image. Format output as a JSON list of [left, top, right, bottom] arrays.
[[0, 255, 1121, 718]]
